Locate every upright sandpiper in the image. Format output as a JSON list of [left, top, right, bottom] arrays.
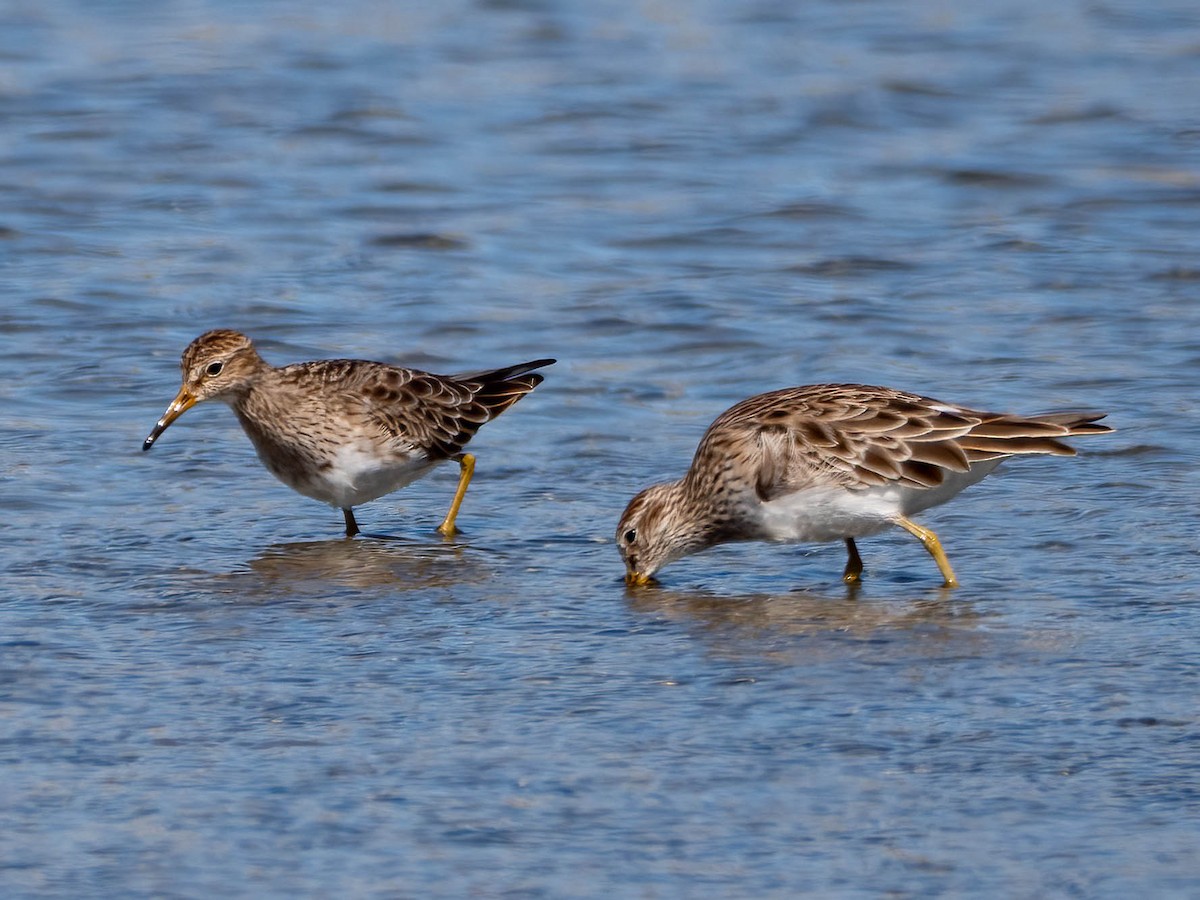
[[144, 329, 554, 537]]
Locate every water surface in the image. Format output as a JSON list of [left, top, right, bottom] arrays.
[[2, 1, 1199, 896]]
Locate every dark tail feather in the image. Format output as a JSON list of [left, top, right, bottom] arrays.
[[454, 358, 556, 383], [1025, 411, 1113, 436], [961, 436, 1080, 460], [461, 358, 555, 420]]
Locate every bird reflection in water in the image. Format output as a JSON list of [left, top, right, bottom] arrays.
[[624, 584, 987, 662], [242, 536, 487, 593]]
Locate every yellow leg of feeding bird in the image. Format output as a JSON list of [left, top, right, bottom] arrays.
[[437, 453, 476, 537], [894, 516, 958, 588], [842, 537, 864, 584]]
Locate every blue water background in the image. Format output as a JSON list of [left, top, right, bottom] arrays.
[[1, 1, 1199, 896]]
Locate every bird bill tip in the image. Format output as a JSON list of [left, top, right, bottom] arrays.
[[142, 389, 196, 451]]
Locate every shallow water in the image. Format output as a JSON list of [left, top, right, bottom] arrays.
[[2, 0, 1199, 896]]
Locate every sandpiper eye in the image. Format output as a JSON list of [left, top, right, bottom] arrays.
[[205, 361, 224, 376], [623, 529, 637, 544]]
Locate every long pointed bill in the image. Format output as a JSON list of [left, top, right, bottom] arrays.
[[142, 387, 196, 451]]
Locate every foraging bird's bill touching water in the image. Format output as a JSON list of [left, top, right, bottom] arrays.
[[617, 384, 1112, 588]]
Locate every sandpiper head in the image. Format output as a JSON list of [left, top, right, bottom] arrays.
[[616, 481, 710, 586], [142, 330, 265, 451]]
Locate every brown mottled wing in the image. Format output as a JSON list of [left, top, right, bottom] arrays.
[[953, 409, 1111, 460], [349, 358, 554, 460], [692, 384, 1110, 502]]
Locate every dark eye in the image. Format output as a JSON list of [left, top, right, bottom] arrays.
[[205, 361, 224, 376], [623, 529, 637, 544]]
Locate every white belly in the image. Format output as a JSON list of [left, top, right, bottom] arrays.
[[279, 443, 440, 509], [755, 461, 1001, 543]]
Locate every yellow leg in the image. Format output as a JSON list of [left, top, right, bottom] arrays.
[[893, 516, 958, 587], [437, 453, 475, 537], [842, 538, 863, 584]]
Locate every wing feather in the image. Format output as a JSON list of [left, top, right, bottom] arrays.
[[285, 358, 552, 461], [690, 383, 1110, 502]]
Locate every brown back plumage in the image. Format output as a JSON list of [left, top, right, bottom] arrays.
[[689, 384, 1112, 499]]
